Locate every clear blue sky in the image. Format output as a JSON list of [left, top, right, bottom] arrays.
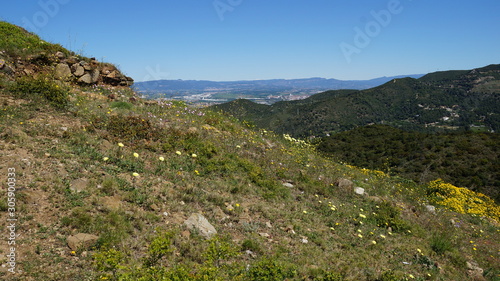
[[2, 0, 499, 82]]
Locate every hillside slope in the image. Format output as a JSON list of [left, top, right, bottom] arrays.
[[211, 65, 500, 136], [1, 21, 500, 280]]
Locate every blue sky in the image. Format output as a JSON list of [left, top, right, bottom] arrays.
[[2, 0, 499, 82]]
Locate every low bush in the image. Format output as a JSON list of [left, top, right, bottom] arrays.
[[9, 75, 69, 109]]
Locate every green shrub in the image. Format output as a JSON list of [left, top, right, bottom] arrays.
[[9, 75, 69, 109], [110, 101, 133, 110], [246, 257, 297, 281], [101, 176, 117, 196], [241, 239, 262, 255], [106, 115, 157, 143], [314, 271, 344, 281], [143, 231, 174, 267], [372, 202, 411, 233], [430, 231, 453, 255], [375, 270, 405, 281], [93, 248, 125, 280], [203, 236, 239, 268]]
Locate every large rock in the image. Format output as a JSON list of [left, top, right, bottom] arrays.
[[90, 69, 100, 83], [184, 213, 217, 239], [55, 63, 72, 80], [71, 63, 85, 77], [67, 233, 99, 251], [78, 73, 92, 84], [80, 61, 92, 70], [55, 51, 65, 59], [335, 178, 353, 189]]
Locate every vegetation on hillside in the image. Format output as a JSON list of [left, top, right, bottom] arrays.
[[317, 125, 500, 203], [0, 21, 499, 280]]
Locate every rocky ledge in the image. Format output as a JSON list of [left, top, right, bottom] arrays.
[[0, 50, 133, 87]]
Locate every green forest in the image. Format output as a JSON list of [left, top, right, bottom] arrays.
[[317, 125, 500, 203]]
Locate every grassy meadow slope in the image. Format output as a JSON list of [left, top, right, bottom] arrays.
[[0, 22, 500, 280]]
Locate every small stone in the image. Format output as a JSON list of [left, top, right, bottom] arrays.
[[425, 205, 436, 214], [466, 261, 485, 280], [55, 51, 65, 59], [70, 178, 88, 192], [181, 230, 191, 239], [259, 232, 270, 238], [245, 250, 256, 258], [354, 187, 365, 195], [67, 233, 99, 251], [335, 178, 353, 189], [282, 182, 294, 188], [265, 221, 272, 228], [284, 225, 295, 234]]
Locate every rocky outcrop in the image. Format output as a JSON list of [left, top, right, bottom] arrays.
[[58, 56, 133, 86], [0, 50, 133, 87]]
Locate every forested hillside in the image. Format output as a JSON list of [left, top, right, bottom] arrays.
[[212, 65, 500, 137], [317, 125, 500, 203]]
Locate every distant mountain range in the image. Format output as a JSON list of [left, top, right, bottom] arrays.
[[133, 75, 424, 103], [210, 64, 500, 136]]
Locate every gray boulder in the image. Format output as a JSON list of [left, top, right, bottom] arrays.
[[55, 63, 72, 80], [78, 73, 92, 84], [184, 213, 217, 239], [71, 63, 85, 77]]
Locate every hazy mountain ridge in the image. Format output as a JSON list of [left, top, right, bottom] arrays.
[[133, 75, 424, 103], [212, 64, 500, 136]]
